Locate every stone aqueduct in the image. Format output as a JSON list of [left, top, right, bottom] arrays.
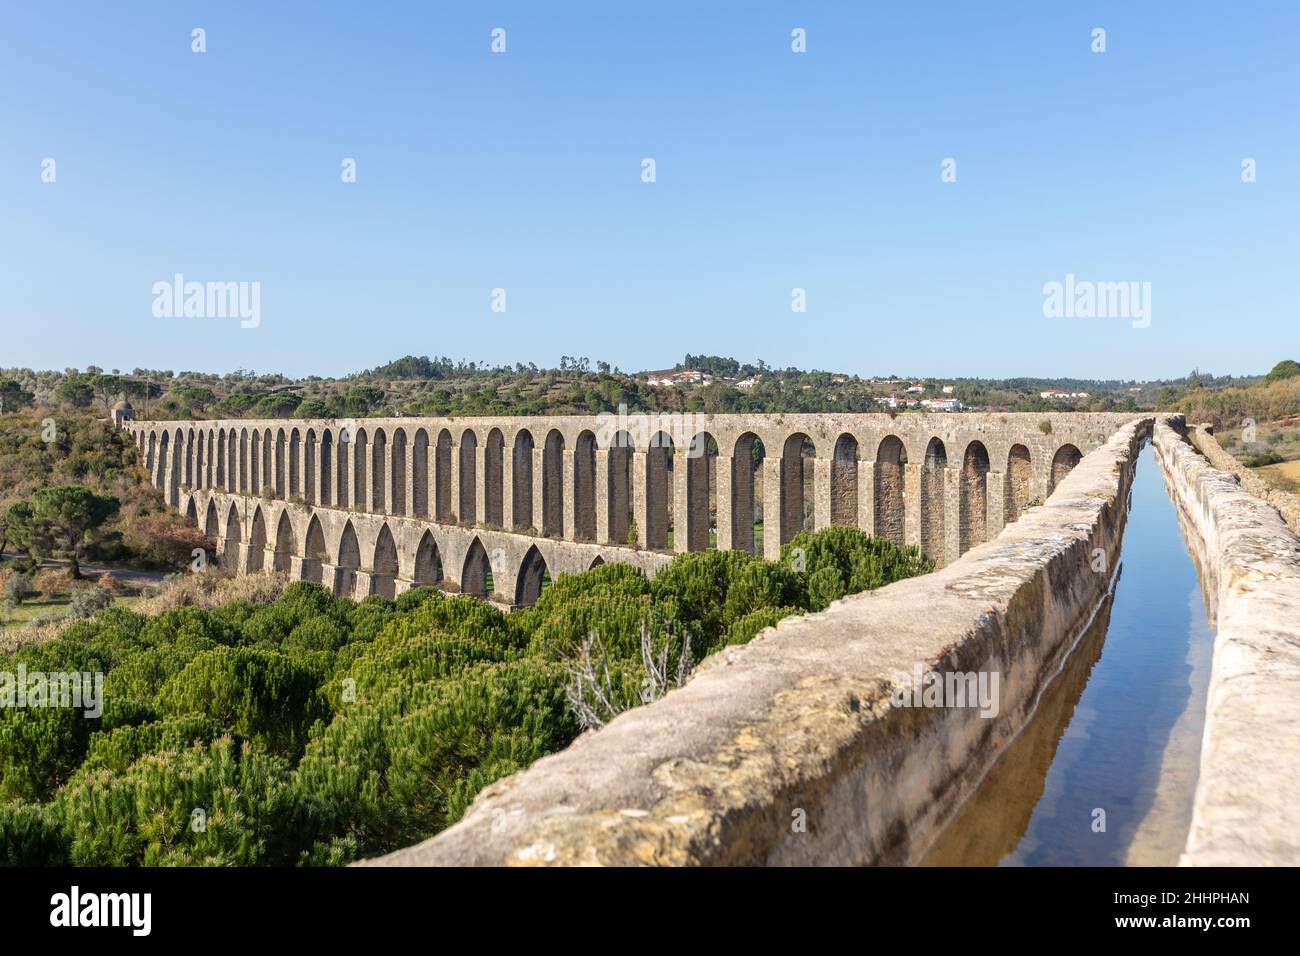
[[128, 413, 1137, 607]]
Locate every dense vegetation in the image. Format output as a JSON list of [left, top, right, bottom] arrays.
[[1165, 359, 1300, 429], [0, 527, 930, 866], [0, 406, 203, 574]]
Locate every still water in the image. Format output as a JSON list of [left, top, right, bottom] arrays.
[[922, 444, 1216, 866]]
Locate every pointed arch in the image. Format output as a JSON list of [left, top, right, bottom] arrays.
[[319, 428, 334, 506], [435, 429, 453, 521], [287, 428, 300, 499], [515, 545, 551, 607], [304, 429, 317, 504], [223, 503, 242, 564], [353, 428, 368, 512], [184, 497, 198, 525], [248, 506, 268, 572], [273, 511, 297, 574], [372, 524, 399, 599], [337, 520, 361, 598], [461, 537, 493, 599], [414, 531, 443, 586], [302, 515, 327, 584], [204, 499, 220, 540]]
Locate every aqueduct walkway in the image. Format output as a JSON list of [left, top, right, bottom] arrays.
[[128, 412, 1135, 606]]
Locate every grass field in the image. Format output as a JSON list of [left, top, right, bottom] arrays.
[[0, 594, 142, 629], [1253, 459, 1300, 493]]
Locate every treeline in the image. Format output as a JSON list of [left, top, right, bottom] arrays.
[[0, 527, 931, 866], [1163, 360, 1300, 427]]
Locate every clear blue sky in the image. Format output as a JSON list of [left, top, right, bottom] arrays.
[[2, 2, 1296, 381]]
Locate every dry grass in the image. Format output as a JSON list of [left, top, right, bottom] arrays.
[[1, 571, 292, 654]]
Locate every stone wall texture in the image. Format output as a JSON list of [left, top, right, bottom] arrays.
[[1155, 420, 1300, 866], [1188, 425, 1300, 537]]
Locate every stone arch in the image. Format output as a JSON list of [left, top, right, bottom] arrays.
[[223, 502, 241, 563], [1005, 444, 1032, 523], [542, 430, 564, 538], [458, 429, 478, 524], [261, 428, 273, 496], [461, 537, 493, 599], [683, 431, 716, 551], [302, 515, 327, 584], [185, 428, 195, 488], [215, 429, 226, 489], [574, 430, 597, 542], [515, 545, 551, 607], [304, 429, 317, 504], [831, 433, 859, 527], [146, 431, 157, 478], [169, 429, 183, 503], [412, 428, 430, 519], [874, 435, 907, 545], [485, 428, 505, 528], [206, 429, 216, 487], [276, 428, 288, 497], [192, 430, 202, 489], [731, 432, 765, 554], [413, 530, 443, 586], [589, 555, 605, 570], [780, 432, 815, 547], [287, 428, 299, 499], [606, 430, 633, 545], [371, 428, 387, 513], [335, 427, 350, 508], [184, 497, 198, 525], [238, 428, 249, 493], [319, 429, 333, 506], [248, 506, 268, 572], [921, 438, 947, 561], [352, 428, 369, 512], [273, 511, 296, 574], [250, 430, 261, 494], [959, 441, 990, 555], [435, 429, 453, 521], [204, 499, 219, 540], [390, 428, 407, 516], [645, 431, 674, 550], [512, 429, 535, 532], [1048, 444, 1083, 496], [337, 520, 361, 598], [371, 524, 399, 599]]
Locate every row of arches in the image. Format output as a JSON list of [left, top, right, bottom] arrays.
[[189, 496, 567, 607], [145, 423, 1086, 564]]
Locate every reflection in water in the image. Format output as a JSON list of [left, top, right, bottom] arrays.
[[921, 445, 1217, 866]]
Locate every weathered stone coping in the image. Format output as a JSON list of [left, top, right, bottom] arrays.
[[1153, 421, 1300, 866], [363, 416, 1152, 866], [1187, 425, 1300, 537]]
